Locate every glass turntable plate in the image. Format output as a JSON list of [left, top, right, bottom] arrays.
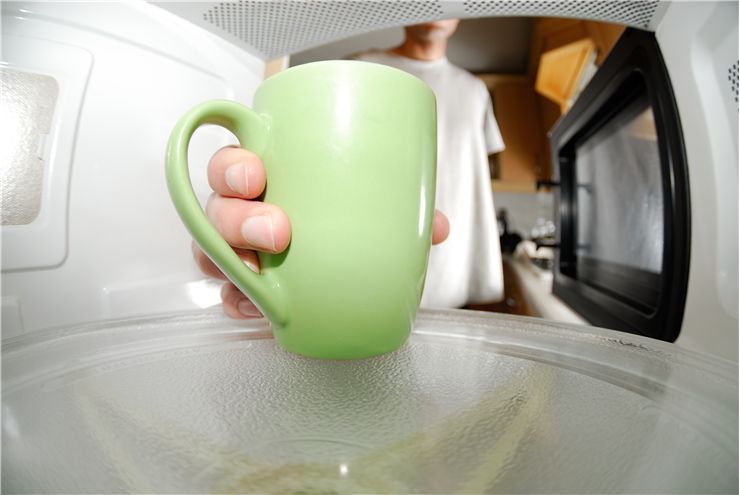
[[2, 309, 737, 493]]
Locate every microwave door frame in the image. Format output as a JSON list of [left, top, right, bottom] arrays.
[[550, 28, 691, 342]]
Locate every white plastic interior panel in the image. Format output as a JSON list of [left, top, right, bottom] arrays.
[[1, 1, 264, 337], [655, 1, 739, 361], [0, 37, 90, 271], [152, 0, 665, 60]]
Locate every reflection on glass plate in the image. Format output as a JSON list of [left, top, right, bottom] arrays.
[[2, 309, 737, 493]]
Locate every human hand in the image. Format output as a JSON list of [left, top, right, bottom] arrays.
[[193, 145, 450, 319]]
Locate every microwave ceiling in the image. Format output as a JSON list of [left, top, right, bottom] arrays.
[[151, 1, 664, 61]]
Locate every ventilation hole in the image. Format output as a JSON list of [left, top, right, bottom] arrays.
[[201, 0, 659, 57], [463, 0, 659, 29], [202, 0, 452, 57], [730, 61, 739, 110]]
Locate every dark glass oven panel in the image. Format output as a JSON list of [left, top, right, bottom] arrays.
[[574, 93, 664, 314], [575, 99, 664, 276]]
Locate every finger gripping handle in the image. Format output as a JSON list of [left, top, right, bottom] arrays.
[[165, 100, 288, 326]]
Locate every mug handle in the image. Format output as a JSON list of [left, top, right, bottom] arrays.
[[165, 100, 288, 326]]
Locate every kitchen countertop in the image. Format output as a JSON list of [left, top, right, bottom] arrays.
[[505, 242, 586, 325]]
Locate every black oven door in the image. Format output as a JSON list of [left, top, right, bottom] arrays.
[[549, 28, 690, 342]]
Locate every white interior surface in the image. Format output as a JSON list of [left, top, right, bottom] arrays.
[[655, 1, 739, 361], [1, 1, 263, 337], [1, 37, 90, 270]]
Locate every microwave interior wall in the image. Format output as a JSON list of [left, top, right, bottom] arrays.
[[0, 1, 737, 361]]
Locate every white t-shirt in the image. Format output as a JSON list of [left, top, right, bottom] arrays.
[[354, 51, 505, 308]]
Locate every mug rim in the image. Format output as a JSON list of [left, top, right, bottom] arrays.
[[260, 59, 434, 97]]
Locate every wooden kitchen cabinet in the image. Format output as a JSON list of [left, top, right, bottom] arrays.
[[479, 19, 624, 193], [478, 74, 547, 193], [531, 19, 625, 180], [535, 37, 597, 113], [528, 18, 625, 79]]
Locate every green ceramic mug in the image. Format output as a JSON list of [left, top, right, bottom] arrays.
[[166, 60, 437, 359]]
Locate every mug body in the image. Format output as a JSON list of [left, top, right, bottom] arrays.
[[254, 61, 437, 359]]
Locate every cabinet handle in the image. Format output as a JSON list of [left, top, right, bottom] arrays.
[[536, 179, 560, 190]]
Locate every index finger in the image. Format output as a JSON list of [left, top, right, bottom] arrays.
[[207, 145, 266, 200]]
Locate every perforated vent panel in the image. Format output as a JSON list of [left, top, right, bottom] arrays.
[[730, 61, 739, 110], [464, 1, 659, 29], [202, 1, 444, 58], [195, 0, 662, 58]]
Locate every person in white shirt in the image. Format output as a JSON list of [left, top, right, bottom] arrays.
[[354, 19, 506, 308]]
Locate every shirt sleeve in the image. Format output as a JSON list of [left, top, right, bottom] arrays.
[[483, 91, 505, 155]]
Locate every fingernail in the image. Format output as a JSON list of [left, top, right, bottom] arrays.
[[238, 299, 262, 317], [244, 258, 260, 273], [225, 163, 249, 196], [241, 215, 276, 252]]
